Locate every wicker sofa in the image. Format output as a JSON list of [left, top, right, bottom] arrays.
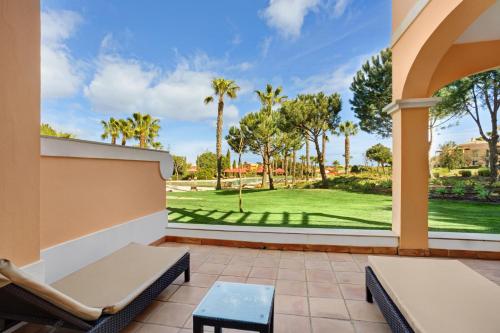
[[365, 256, 500, 333], [0, 243, 190, 333]]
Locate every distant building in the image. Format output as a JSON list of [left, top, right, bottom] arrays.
[[458, 139, 499, 167]]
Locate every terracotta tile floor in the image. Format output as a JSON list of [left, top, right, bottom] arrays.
[[14, 242, 500, 333]]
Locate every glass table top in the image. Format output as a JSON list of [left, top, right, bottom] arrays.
[[193, 282, 275, 324]]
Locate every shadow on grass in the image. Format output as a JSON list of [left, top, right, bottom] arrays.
[[213, 189, 270, 195], [168, 207, 390, 230]]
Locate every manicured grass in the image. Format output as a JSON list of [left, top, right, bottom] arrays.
[[167, 189, 500, 233]]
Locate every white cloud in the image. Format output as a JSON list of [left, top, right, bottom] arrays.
[[330, 0, 352, 17], [261, 0, 320, 39], [260, 0, 353, 39], [260, 36, 273, 57], [41, 10, 84, 99], [84, 54, 241, 122], [292, 54, 370, 94]]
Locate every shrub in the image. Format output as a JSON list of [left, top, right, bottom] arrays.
[[459, 170, 472, 177], [478, 168, 491, 177], [350, 165, 362, 173], [451, 182, 466, 196], [474, 183, 490, 200], [434, 187, 447, 196], [432, 172, 440, 178]]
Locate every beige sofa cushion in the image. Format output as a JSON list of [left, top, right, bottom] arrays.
[[51, 243, 188, 314], [0, 259, 103, 321], [368, 256, 500, 333]]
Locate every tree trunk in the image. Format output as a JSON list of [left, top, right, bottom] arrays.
[[238, 142, 244, 213], [284, 152, 289, 186], [314, 138, 328, 187], [215, 98, 224, 190], [139, 134, 146, 148], [266, 145, 275, 190], [261, 153, 267, 188], [322, 132, 327, 165], [305, 139, 310, 182], [344, 135, 350, 174], [488, 111, 498, 181], [292, 151, 296, 185], [488, 139, 498, 181], [111, 136, 117, 145], [121, 136, 126, 145]]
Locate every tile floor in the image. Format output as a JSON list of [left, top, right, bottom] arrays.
[[14, 242, 500, 333]]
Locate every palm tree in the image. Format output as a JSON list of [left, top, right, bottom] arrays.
[[101, 117, 120, 144], [129, 113, 160, 148], [338, 121, 359, 174], [204, 78, 240, 190], [255, 84, 287, 114], [118, 119, 135, 146], [151, 141, 164, 150]]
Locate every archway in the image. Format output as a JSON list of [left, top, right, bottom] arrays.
[[388, 0, 500, 253]]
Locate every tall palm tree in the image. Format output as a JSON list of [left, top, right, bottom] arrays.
[[118, 119, 135, 146], [129, 113, 160, 148], [204, 78, 240, 190], [101, 117, 120, 144], [255, 84, 287, 114], [338, 121, 359, 174]]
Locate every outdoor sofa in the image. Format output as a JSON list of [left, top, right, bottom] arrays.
[[0, 243, 190, 333], [365, 256, 500, 333]]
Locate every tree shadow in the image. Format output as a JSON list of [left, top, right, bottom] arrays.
[[213, 189, 270, 195], [237, 211, 251, 224], [259, 212, 270, 224], [168, 207, 390, 230], [283, 212, 290, 225]]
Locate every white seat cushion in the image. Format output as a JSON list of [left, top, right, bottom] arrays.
[[368, 256, 500, 333], [52, 243, 188, 314]]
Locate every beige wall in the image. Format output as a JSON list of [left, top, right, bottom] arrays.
[[0, 0, 41, 266], [392, 0, 419, 31], [428, 40, 500, 94], [40, 157, 165, 249], [389, 0, 499, 251], [392, 108, 429, 249], [392, 0, 494, 99]]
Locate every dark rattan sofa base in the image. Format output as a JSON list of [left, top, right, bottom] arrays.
[[0, 253, 190, 333], [365, 266, 414, 333]]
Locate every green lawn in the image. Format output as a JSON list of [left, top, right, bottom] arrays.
[[167, 189, 500, 233]]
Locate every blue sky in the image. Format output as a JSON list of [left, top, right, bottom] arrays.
[[41, 0, 481, 164]]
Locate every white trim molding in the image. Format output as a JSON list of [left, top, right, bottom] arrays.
[[41, 210, 168, 283], [391, 0, 430, 47], [429, 232, 500, 252], [166, 223, 399, 248], [41, 136, 174, 180], [383, 97, 441, 115]]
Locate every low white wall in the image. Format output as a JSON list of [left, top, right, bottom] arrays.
[[166, 223, 399, 248], [429, 232, 500, 252], [40, 210, 168, 283]]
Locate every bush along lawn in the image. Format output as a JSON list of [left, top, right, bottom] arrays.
[[167, 188, 500, 234]]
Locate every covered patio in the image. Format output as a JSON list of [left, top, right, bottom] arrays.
[[14, 243, 500, 333], [1, 0, 500, 332]]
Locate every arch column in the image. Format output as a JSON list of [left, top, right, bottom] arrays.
[[384, 98, 440, 254]]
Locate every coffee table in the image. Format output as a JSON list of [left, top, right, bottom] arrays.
[[192, 281, 275, 333]]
